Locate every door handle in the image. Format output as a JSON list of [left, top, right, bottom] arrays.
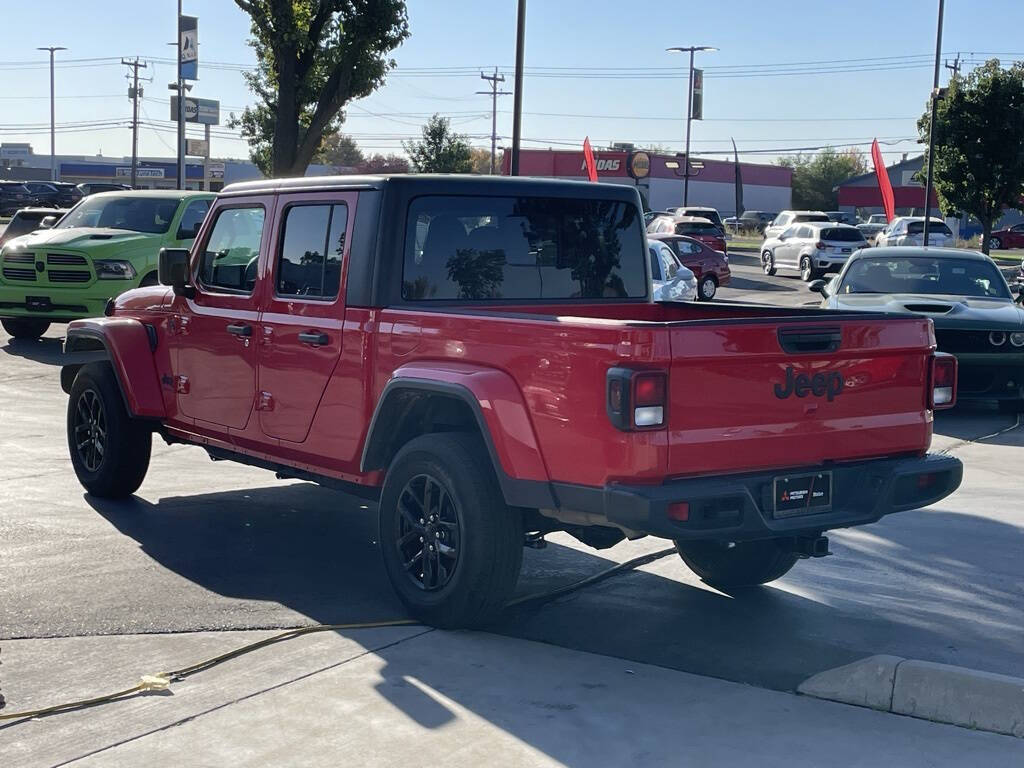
[[226, 323, 252, 337], [297, 330, 329, 346]]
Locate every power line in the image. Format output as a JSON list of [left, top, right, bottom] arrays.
[[476, 69, 511, 173]]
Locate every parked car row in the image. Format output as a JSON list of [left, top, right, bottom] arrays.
[[0, 180, 132, 217]]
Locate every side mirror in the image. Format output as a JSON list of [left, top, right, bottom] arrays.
[[39, 215, 57, 229], [808, 278, 829, 296], [158, 247, 195, 298]]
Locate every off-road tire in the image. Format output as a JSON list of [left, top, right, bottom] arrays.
[[379, 432, 523, 628], [675, 539, 799, 589], [2, 318, 50, 340], [67, 363, 151, 498]]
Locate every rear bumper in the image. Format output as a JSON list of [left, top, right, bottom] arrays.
[[553, 453, 962, 542]]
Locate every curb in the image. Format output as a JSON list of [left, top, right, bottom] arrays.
[[798, 655, 1024, 738]]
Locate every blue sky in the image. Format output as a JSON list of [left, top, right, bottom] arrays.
[[2, 0, 1022, 166]]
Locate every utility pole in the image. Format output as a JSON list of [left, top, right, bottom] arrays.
[[923, 0, 945, 243], [37, 46, 66, 181], [477, 68, 511, 174], [122, 57, 147, 188], [666, 45, 716, 206], [944, 52, 961, 78], [510, 0, 526, 175]]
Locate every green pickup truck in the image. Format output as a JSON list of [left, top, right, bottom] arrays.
[[0, 190, 213, 339]]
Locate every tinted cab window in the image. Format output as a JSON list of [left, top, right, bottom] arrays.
[[403, 196, 646, 301], [276, 204, 347, 299]]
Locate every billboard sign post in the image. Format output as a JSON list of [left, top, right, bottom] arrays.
[[180, 15, 198, 81]]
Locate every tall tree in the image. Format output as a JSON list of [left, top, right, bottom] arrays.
[[918, 59, 1024, 254], [315, 131, 365, 169], [232, 0, 409, 177], [777, 148, 868, 211], [403, 114, 473, 173]]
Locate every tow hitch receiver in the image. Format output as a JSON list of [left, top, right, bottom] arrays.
[[793, 535, 831, 559]]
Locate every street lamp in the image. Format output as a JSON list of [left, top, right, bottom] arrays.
[[37, 46, 67, 181], [667, 45, 716, 205]]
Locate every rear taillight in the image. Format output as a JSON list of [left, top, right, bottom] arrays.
[[607, 368, 668, 430], [930, 353, 957, 410], [815, 241, 826, 250]]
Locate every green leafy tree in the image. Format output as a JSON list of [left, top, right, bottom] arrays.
[[918, 59, 1024, 254], [403, 114, 473, 173], [777, 148, 868, 210], [316, 131, 365, 169], [231, 0, 409, 177]]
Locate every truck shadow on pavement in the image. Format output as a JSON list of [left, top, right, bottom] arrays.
[[83, 479, 1024, 735], [933, 404, 1023, 447], [1, 335, 65, 366]]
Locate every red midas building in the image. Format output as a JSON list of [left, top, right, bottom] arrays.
[[501, 148, 792, 215]]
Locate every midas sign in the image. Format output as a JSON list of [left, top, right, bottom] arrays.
[[581, 158, 621, 172]]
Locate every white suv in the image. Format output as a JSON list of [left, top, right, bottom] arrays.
[[761, 222, 868, 281], [763, 210, 830, 240], [874, 217, 953, 247]]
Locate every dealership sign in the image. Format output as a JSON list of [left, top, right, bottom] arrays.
[[117, 167, 165, 178], [170, 96, 220, 125]]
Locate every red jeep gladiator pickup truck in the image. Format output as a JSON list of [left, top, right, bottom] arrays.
[[61, 175, 962, 627]]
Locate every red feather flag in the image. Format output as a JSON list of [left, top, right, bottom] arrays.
[[871, 139, 895, 223], [583, 136, 598, 182]]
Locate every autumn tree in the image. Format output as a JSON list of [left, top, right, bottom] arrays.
[[316, 131, 365, 169], [232, 0, 409, 176], [403, 114, 473, 173], [918, 59, 1024, 254], [469, 147, 492, 174], [359, 152, 409, 173]]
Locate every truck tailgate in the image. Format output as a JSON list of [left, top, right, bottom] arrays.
[[666, 316, 934, 477]]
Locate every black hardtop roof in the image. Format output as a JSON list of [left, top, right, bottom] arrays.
[[220, 173, 643, 202]]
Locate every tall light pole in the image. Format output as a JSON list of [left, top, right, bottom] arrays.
[[923, 0, 945, 243], [37, 46, 67, 181], [510, 0, 526, 176], [667, 45, 715, 205]]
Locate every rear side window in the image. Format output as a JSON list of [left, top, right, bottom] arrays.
[[176, 198, 211, 240], [796, 213, 829, 223], [796, 226, 813, 238], [198, 206, 266, 294], [402, 195, 646, 301], [276, 204, 347, 299]]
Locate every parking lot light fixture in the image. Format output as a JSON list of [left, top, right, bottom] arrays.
[[667, 46, 717, 205], [37, 46, 67, 181]]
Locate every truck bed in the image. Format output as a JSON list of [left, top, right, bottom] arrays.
[[377, 300, 935, 486]]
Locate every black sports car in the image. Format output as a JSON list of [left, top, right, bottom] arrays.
[[811, 247, 1024, 411]]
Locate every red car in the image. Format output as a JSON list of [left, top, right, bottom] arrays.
[[648, 213, 728, 253], [60, 175, 961, 628], [649, 233, 731, 300], [989, 222, 1024, 250]]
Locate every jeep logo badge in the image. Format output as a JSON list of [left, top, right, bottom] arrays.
[[774, 366, 844, 401]]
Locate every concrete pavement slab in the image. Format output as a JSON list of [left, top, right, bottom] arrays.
[[3, 630, 1022, 768]]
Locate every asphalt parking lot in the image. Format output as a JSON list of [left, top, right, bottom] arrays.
[[2, 272, 1021, 704]]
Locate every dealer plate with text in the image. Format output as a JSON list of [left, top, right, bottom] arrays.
[[773, 471, 832, 518], [26, 296, 52, 312]]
